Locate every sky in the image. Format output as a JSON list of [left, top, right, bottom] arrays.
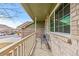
[[0, 3, 32, 28]]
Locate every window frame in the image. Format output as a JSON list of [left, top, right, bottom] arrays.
[[50, 3, 70, 34]]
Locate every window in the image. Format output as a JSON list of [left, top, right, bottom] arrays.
[[50, 3, 70, 33], [50, 13, 54, 32]]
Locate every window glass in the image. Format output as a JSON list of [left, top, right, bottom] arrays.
[[50, 14, 54, 32], [50, 3, 70, 33]]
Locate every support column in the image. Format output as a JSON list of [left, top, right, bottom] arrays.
[[35, 17, 37, 33]]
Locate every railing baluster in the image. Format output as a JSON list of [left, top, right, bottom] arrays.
[[21, 43, 23, 56], [23, 42, 25, 56], [18, 45, 21, 56], [19, 44, 22, 56], [17, 46, 19, 56], [25, 40, 27, 56], [24, 41, 26, 56], [14, 47, 18, 56], [0, 32, 36, 56]]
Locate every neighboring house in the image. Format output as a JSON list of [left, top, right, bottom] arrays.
[[16, 21, 35, 38], [0, 24, 15, 36]]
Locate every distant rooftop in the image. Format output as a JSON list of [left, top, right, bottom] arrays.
[[17, 21, 33, 29]]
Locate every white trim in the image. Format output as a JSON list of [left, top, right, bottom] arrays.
[[35, 17, 37, 33], [47, 3, 61, 33], [54, 12, 55, 32], [50, 32, 70, 38], [49, 3, 70, 34], [49, 3, 61, 18], [0, 32, 35, 55], [29, 39, 36, 56], [50, 32, 71, 44]]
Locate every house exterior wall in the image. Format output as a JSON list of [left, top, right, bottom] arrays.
[[44, 3, 79, 56], [19, 21, 45, 38], [36, 21, 45, 38], [19, 23, 35, 38], [45, 17, 50, 34], [70, 3, 79, 55]]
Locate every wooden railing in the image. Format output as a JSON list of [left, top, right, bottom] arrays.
[[0, 32, 36, 56]]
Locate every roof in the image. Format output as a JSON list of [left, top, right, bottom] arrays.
[[17, 21, 33, 29], [21, 3, 57, 21]]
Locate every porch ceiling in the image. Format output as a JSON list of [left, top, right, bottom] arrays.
[[21, 3, 57, 21]]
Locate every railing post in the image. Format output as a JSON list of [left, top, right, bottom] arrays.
[[35, 17, 37, 33], [54, 11, 55, 32], [23, 41, 26, 56], [35, 17, 37, 41], [0, 32, 35, 56]]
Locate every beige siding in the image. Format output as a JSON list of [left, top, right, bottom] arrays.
[[20, 21, 45, 38], [20, 23, 35, 38], [36, 21, 45, 38]]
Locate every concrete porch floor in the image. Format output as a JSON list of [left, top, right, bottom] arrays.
[[32, 38, 53, 56]]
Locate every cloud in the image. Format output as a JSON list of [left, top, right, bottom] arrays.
[[0, 18, 17, 28], [0, 4, 33, 29], [0, 18, 33, 29]]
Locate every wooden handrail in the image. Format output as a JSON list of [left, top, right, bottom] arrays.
[[0, 32, 36, 56]]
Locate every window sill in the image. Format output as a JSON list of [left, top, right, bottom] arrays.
[[50, 32, 71, 44], [50, 32, 70, 38]]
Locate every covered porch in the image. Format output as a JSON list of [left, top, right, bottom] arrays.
[[21, 3, 57, 56], [0, 3, 57, 56], [0, 3, 75, 56]]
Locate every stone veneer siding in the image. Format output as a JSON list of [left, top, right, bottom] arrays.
[[45, 3, 79, 56]]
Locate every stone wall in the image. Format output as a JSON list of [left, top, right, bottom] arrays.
[[45, 3, 79, 56], [70, 3, 79, 55], [49, 33, 77, 56]]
